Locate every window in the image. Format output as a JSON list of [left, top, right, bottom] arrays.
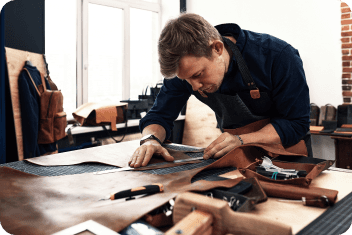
[[45, 0, 161, 119], [45, 0, 77, 119]]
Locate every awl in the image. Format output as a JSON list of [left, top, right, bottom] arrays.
[[94, 156, 204, 175]]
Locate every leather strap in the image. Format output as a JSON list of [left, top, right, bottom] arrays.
[[40, 72, 47, 91], [23, 68, 41, 96], [260, 181, 338, 206], [222, 36, 260, 99]]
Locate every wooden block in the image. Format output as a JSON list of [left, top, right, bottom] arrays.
[[309, 126, 324, 133], [165, 210, 213, 235], [172, 192, 292, 235], [5, 47, 46, 161]]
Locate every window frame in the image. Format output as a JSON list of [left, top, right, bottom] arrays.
[[76, 0, 161, 106]]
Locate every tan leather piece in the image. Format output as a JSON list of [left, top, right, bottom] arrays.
[[0, 164, 242, 235], [95, 106, 118, 131], [284, 140, 308, 156], [25, 143, 203, 169], [224, 118, 308, 157], [95, 106, 117, 124], [224, 118, 270, 136], [72, 101, 127, 131]]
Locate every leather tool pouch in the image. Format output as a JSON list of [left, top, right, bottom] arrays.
[[23, 68, 67, 144], [73, 101, 128, 131], [215, 143, 334, 187]]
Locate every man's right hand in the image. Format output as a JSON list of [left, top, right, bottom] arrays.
[[128, 140, 174, 168]]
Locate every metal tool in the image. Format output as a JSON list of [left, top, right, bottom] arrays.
[[100, 183, 164, 201], [94, 156, 204, 175], [130, 223, 164, 235], [258, 156, 307, 179], [262, 156, 296, 173]]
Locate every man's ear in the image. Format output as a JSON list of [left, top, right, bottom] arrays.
[[210, 40, 224, 56]]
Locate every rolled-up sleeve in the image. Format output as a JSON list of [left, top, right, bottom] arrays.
[[139, 77, 192, 139], [270, 45, 310, 147]]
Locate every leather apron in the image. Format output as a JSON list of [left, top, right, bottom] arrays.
[[193, 36, 310, 157]]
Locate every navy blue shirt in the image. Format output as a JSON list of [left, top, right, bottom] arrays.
[[140, 23, 310, 147]]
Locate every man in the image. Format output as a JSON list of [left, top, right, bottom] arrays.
[[129, 13, 311, 168]]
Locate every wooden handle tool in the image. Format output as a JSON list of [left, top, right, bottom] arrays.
[[169, 192, 292, 235]]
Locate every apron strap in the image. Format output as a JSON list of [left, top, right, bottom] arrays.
[[222, 36, 260, 99], [23, 68, 41, 96]]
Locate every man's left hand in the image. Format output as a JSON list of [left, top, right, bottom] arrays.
[[203, 133, 242, 160]]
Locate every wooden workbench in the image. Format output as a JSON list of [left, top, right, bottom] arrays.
[[0, 140, 351, 235]]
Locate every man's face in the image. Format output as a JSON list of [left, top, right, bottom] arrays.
[[176, 49, 227, 94]]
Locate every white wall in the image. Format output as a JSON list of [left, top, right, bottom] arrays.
[[187, 0, 342, 107], [161, 0, 179, 29], [184, 0, 342, 160]]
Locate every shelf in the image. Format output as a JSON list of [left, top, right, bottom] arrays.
[[65, 115, 186, 136]]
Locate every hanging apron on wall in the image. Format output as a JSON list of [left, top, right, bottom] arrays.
[[193, 36, 311, 157]]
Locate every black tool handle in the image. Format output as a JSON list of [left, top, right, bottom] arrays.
[[256, 167, 290, 180], [110, 183, 163, 200]]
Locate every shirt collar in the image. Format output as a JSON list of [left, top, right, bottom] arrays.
[[214, 23, 246, 53], [214, 24, 246, 92]]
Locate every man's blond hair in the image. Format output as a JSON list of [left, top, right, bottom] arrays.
[[158, 13, 222, 78]]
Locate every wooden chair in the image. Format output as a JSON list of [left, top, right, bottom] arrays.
[[182, 95, 222, 147]]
